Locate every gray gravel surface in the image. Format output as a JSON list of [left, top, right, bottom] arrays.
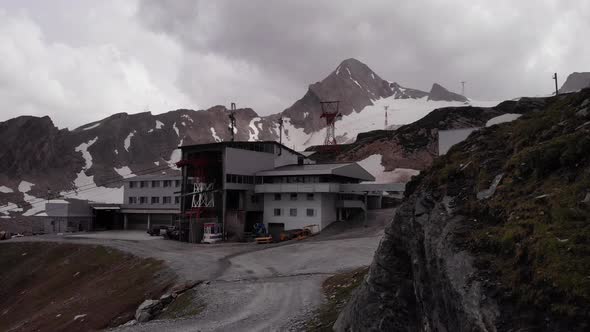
[[4, 208, 394, 331]]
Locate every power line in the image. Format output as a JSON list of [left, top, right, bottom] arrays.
[[0, 163, 175, 214], [0, 142, 184, 214]]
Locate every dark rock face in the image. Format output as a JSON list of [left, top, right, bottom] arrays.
[[559, 72, 590, 93], [335, 89, 590, 331], [427, 83, 468, 102], [335, 193, 499, 332]]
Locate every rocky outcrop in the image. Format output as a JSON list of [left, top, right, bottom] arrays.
[[427, 83, 468, 102], [336, 89, 590, 331], [559, 72, 590, 94]]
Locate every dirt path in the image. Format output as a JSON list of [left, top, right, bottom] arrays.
[[7, 208, 394, 331]]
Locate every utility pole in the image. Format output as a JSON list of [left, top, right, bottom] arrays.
[[384, 106, 389, 129], [461, 81, 466, 96], [552, 73, 559, 96], [228, 102, 236, 141], [276, 117, 284, 155]]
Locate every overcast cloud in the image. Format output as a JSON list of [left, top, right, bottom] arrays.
[[0, 0, 588, 128]]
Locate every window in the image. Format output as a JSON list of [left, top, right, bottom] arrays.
[[163, 180, 171, 187], [174, 196, 180, 204], [306, 193, 314, 201], [163, 196, 172, 204], [274, 193, 281, 201], [290, 193, 298, 201], [152, 180, 160, 188], [273, 208, 282, 216], [139, 196, 148, 204], [140, 181, 148, 188], [151, 197, 160, 204], [306, 208, 315, 217], [290, 208, 297, 216], [251, 195, 259, 204], [175, 180, 181, 187], [129, 181, 136, 188], [128, 197, 137, 204]]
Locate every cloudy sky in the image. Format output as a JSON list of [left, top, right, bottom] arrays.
[[1, 0, 588, 128]]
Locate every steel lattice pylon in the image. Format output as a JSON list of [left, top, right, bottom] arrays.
[[191, 181, 215, 209], [320, 101, 341, 145]]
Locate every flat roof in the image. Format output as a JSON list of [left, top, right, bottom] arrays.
[[179, 141, 304, 157], [256, 162, 375, 181]]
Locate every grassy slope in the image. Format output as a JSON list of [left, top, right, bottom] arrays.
[[0, 242, 173, 332], [418, 89, 590, 328], [306, 267, 369, 331]]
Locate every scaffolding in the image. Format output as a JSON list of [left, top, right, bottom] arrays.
[[176, 154, 220, 243]]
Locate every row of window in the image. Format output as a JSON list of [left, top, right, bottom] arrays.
[[128, 196, 180, 205], [274, 193, 314, 201], [226, 174, 261, 185], [273, 208, 315, 217], [129, 180, 181, 189]]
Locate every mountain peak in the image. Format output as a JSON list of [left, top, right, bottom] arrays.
[[559, 72, 590, 94], [427, 83, 468, 102], [334, 58, 375, 79]]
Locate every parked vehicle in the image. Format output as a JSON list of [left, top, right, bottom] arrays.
[[147, 225, 169, 236]]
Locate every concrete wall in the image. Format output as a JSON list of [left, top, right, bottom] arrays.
[[225, 147, 275, 175], [262, 192, 332, 231], [43, 217, 92, 233]]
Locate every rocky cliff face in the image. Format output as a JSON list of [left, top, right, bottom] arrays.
[[559, 72, 590, 94], [336, 89, 590, 331], [428, 83, 468, 102]]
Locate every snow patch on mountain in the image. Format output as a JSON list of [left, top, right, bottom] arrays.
[[76, 137, 98, 169], [357, 154, 420, 184], [211, 128, 222, 142], [248, 117, 261, 141], [169, 139, 183, 164], [486, 113, 521, 127], [173, 122, 179, 136], [114, 166, 133, 177], [1, 202, 22, 215], [18, 181, 35, 193], [82, 122, 100, 131], [61, 136, 123, 204], [156, 120, 164, 129], [124, 131, 135, 152], [0, 186, 14, 193], [181, 114, 193, 123]]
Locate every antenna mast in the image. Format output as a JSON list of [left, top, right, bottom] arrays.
[[320, 101, 341, 145], [461, 81, 466, 96], [277, 117, 284, 155], [384, 105, 389, 129], [228, 102, 237, 141], [552, 73, 559, 96]]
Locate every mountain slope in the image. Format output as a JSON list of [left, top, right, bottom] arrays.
[[0, 58, 479, 221], [559, 72, 590, 94], [336, 89, 590, 331]]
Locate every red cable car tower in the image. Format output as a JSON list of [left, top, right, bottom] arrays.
[[320, 101, 342, 145]]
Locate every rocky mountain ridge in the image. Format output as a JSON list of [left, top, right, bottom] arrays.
[[1, 58, 473, 221]]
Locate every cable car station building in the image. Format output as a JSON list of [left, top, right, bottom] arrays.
[[175, 141, 401, 242]]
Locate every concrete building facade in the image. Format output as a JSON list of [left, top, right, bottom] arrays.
[[120, 174, 181, 230], [176, 141, 399, 242]]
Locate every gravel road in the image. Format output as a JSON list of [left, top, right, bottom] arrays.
[[7, 208, 394, 331]]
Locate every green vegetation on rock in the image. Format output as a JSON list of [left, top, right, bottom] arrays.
[[420, 89, 590, 327]]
